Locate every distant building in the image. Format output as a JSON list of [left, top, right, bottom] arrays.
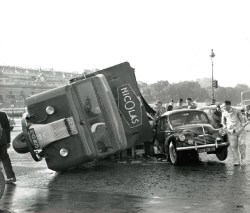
[[0, 65, 80, 108]]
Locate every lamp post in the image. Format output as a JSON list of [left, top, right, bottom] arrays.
[[209, 49, 215, 104]]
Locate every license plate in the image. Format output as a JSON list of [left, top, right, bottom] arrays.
[[28, 128, 40, 149], [198, 147, 216, 153]]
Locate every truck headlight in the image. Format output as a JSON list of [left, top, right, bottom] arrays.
[[46, 106, 55, 115], [60, 148, 69, 157], [179, 134, 186, 142]]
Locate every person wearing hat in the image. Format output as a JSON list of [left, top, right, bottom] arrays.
[[221, 100, 247, 166]]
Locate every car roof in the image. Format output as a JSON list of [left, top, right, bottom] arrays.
[[161, 109, 204, 117]]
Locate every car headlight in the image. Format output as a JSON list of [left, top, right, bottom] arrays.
[[178, 134, 186, 142], [46, 106, 55, 115], [219, 129, 227, 136]]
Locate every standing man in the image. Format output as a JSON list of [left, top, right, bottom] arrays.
[[212, 103, 223, 128], [175, 98, 184, 110], [0, 111, 16, 183], [154, 101, 166, 119], [186, 98, 197, 109], [221, 100, 247, 166], [166, 100, 174, 111]]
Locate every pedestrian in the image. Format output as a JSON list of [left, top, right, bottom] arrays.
[[0, 111, 16, 183], [212, 103, 223, 128], [154, 101, 166, 119], [167, 100, 174, 111], [221, 100, 247, 166], [174, 98, 184, 109], [186, 98, 197, 109]]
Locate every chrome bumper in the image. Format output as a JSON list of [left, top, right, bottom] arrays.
[[176, 142, 229, 151]]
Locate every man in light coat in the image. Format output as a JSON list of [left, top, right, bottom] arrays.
[[221, 100, 247, 166]]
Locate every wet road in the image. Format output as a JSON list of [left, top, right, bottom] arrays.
[[1, 124, 250, 212]]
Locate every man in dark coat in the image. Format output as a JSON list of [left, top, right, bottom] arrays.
[[0, 111, 16, 183]]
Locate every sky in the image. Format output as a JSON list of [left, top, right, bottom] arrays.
[[0, 0, 250, 87]]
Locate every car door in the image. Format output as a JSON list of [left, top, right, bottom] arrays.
[[157, 116, 171, 144]]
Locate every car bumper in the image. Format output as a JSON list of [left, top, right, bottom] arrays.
[[176, 142, 229, 151]]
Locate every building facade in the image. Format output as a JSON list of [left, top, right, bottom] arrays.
[[0, 66, 80, 108]]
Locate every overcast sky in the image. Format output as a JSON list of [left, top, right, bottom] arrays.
[[0, 0, 250, 87]]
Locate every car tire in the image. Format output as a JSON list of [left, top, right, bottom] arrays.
[[216, 147, 228, 161], [169, 141, 179, 165], [12, 133, 29, 154]]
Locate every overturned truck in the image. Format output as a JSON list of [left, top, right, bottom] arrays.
[[13, 62, 154, 171]]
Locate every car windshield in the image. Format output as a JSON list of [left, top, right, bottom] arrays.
[[169, 111, 210, 127]]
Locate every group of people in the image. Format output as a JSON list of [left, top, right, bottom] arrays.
[[154, 97, 197, 118]]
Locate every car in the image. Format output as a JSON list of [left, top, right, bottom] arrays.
[[154, 109, 229, 165]]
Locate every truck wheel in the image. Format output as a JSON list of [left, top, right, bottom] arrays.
[[13, 133, 29, 154], [169, 141, 179, 165], [216, 147, 228, 161]]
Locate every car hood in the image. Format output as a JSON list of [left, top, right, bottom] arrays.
[[173, 124, 218, 136]]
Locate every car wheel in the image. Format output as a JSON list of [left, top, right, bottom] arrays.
[[169, 141, 179, 165], [216, 147, 228, 161], [12, 133, 29, 154]]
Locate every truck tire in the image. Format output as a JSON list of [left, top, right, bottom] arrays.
[[13, 133, 29, 154]]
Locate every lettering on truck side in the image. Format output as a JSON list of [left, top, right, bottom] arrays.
[[117, 84, 142, 128]]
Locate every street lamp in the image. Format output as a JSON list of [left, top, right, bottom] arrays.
[[209, 49, 215, 104]]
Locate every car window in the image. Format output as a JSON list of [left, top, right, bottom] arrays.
[[169, 111, 210, 127]]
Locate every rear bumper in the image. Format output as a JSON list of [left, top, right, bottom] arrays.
[[176, 142, 229, 151]]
